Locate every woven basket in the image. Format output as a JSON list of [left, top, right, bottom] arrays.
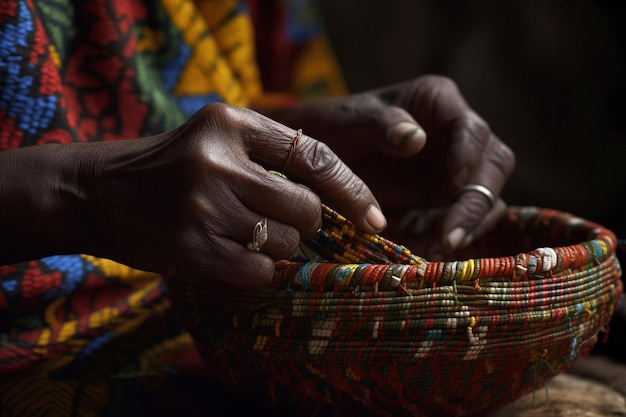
[[169, 205, 623, 417]]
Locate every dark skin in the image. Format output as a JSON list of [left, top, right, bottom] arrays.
[[0, 103, 384, 289], [269, 75, 515, 258], [0, 75, 515, 289]]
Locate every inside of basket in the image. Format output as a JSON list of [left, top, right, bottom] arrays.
[[309, 205, 613, 264], [418, 206, 610, 261]]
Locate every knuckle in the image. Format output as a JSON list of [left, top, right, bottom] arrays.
[[175, 103, 233, 151], [235, 256, 275, 289], [413, 75, 460, 109], [448, 116, 492, 167], [288, 189, 322, 236], [196, 102, 251, 133], [301, 200, 321, 229], [499, 142, 516, 172], [196, 101, 230, 123], [448, 118, 489, 164], [301, 139, 340, 179], [462, 115, 491, 146], [488, 140, 516, 177], [200, 101, 228, 114], [420, 74, 458, 93], [277, 227, 301, 258]]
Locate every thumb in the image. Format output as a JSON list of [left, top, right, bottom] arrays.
[[371, 106, 427, 157]]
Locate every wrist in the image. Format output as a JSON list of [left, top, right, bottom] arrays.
[[0, 143, 99, 263]]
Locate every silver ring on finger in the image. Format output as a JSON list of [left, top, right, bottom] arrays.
[[454, 184, 495, 210], [247, 216, 268, 251]]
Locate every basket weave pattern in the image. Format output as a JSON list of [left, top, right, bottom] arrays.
[[169, 206, 623, 417]]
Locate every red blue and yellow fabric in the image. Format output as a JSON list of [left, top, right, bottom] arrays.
[[0, 0, 345, 415]]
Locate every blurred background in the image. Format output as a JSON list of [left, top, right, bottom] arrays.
[[317, 0, 626, 360]]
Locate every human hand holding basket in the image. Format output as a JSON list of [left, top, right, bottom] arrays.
[[168, 204, 622, 417]]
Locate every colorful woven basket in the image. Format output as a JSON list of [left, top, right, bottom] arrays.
[[169, 205, 623, 417]]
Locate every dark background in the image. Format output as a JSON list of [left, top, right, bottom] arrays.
[[318, 0, 626, 360]]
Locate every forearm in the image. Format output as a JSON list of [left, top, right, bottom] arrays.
[[0, 144, 92, 264]]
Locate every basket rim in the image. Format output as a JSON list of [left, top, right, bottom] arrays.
[[272, 205, 619, 290]]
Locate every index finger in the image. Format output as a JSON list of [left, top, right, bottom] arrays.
[[442, 137, 515, 250], [290, 133, 388, 233], [238, 110, 386, 234]]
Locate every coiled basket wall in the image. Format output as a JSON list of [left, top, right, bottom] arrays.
[[168, 205, 623, 417]]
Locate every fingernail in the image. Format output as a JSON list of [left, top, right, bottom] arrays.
[[446, 227, 466, 251], [389, 122, 425, 147], [366, 205, 387, 231]]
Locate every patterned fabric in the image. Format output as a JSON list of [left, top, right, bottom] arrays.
[[0, 0, 345, 415]]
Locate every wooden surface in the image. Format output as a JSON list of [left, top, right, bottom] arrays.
[[489, 357, 626, 417]]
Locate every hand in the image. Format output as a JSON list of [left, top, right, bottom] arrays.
[[272, 75, 515, 259], [0, 103, 384, 288]]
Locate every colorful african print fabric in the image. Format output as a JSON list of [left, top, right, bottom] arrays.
[[0, 0, 345, 415]]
